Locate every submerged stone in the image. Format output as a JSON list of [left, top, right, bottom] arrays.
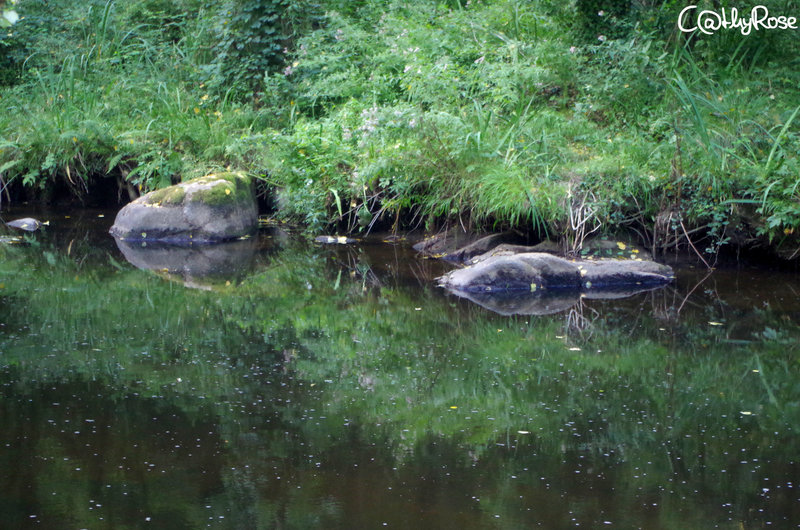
[[6, 217, 44, 231], [109, 172, 257, 244]]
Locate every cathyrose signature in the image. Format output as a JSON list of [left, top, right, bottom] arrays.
[[679, 5, 798, 35]]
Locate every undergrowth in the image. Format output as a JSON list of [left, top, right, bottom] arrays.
[[1, 0, 799, 260]]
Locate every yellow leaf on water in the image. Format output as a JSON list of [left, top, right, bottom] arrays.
[[708, 321, 724, 326], [616, 241, 626, 250]]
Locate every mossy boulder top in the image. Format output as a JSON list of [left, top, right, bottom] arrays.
[[109, 173, 258, 244]]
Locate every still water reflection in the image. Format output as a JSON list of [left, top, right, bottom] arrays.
[[1, 209, 799, 528]]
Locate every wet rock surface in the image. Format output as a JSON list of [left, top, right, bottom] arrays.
[[413, 230, 527, 262], [438, 252, 674, 293], [6, 217, 44, 231]]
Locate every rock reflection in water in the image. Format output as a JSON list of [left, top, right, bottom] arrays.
[[447, 284, 669, 315], [113, 236, 258, 289]]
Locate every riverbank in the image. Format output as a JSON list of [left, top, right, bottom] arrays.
[[1, 1, 799, 262]]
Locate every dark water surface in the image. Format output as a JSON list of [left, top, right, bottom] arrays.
[[1, 207, 799, 529]]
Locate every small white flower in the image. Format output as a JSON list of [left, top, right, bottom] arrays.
[[569, 46, 578, 53], [408, 118, 417, 128], [598, 10, 605, 16], [598, 35, 607, 42]]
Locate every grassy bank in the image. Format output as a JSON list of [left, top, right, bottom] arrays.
[[1, 0, 800, 261]]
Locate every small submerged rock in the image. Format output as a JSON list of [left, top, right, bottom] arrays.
[[6, 218, 46, 232], [109, 172, 258, 244]]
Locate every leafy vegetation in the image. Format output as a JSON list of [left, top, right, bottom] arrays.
[[1, 0, 799, 259]]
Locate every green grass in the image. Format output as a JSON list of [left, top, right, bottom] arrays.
[[2, 0, 800, 258]]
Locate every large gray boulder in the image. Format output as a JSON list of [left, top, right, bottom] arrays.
[[110, 172, 257, 243], [438, 252, 673, 293]]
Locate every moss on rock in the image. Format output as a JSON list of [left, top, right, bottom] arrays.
[[110, 172, 258, 243], [146, 186, 186, 206]]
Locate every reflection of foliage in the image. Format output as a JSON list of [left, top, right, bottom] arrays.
[[1, 236, 800, 526]]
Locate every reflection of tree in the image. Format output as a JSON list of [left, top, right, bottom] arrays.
[[565, 297, 599, 338], [2, 237, 800, 527]]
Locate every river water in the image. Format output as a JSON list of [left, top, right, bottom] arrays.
[[1, 207, 799, 528]]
